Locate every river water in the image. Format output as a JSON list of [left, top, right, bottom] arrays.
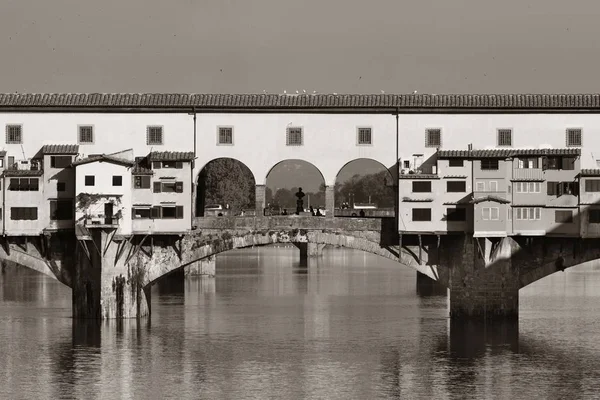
[[2, 245, 600, 399]]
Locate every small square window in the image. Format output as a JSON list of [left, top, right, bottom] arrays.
[[403, 160, 410, 169], [78, 126, 94, 144], [6, 125, 22, 144], [218, 127, 233, 145], [566, 128, 582, 147], [147, 126, 163, 145], [112, 176, 122, 186], [497, 129, 512, 147], [57, 182, 66, 192], [357, 128, 372, 145], [425, 128, 441, 148], [85, 175, 95, 186], [448, 159, 464, 167], [286, 127, 303, 146]]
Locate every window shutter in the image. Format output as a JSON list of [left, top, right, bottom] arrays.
[[153, 182, 161, 193], [176, 161, 183, 169], [152, 161, 161, 169], [176, 206, 184, 219], [547, 182, 556, 195], [175, 181, 183, 193], [151, 206, 161, 219], [31, 207, 38, 220]]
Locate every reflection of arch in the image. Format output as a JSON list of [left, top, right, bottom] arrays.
[[196, 157, 257, 216], [143, 231, 449, 287], [263, 159, 326, 187]]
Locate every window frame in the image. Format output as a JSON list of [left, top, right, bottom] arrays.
[[425, 128, 442, 148], [85, 175, 95, 186], [134, 175, 151, 189], [217, 126, 234, 145], [356, 127, 373, 145], [481, 159, 499, 170], [112, 175, 123, 187], [497, 128, 513, 147], [566, 128, 582, 147], [585, 179, 600, 192], [78, 125, 94, 144], [412, 181, 432, 193], [446, 180, 466, 193], [50, 155, 72, 169], [588, 209, 600, 224], [412, 208, 432, 222], [286, 126, 303, 146], [5, 124, 23, 144], [555, 210, 574, 223], [10, 207, 38, 220], [146, 125, 164, 145], [448, 159, 464, 167]]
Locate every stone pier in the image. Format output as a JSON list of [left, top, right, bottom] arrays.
[[416, 271, 447, 296], [72, 229, 150, 319], [293, 242, 325, 261]]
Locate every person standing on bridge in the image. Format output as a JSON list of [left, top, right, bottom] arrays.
[[295, 188, 305, 215]]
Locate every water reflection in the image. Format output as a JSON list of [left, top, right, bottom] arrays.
[[3, 247, 600, 398]]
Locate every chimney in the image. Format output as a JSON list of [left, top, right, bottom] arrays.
[[468, 143, 473, 151]]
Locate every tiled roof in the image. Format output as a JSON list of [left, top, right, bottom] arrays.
[[443, 175, 468, 179], [132, 165, 153, 175], [471, 195, 511, 204], [438, 148, 581, 158], [398, 173, 440, 179], [3, 169, 44, 177], [41, 144, 79, 155], [402, 197, 434, 202], [580, 169, 600, 177], [1, 93, 600, 110], [72, 154, 134, 167], [148, 151, 195, 161]]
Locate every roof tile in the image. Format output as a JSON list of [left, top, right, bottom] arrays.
[[438, 148, 581, 158], [3, 169, 44, 177], [72, 154, 134, 167], [41, 144, 79, 155], [0, 93, 600, 109], [148, 151, 195, 161]]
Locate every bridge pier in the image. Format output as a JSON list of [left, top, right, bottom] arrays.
[[293, 242, 325, 261], [72, 229, 150, 319], [185, 256, 216, 277], [445, 235, 520, 319], [416, 271, 447, 296]]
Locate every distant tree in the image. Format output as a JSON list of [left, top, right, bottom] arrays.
[[197, 158, 255, 214]]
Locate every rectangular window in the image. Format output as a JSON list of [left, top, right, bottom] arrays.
[[518, 157, 539, 169], [555, 210, 574, 223], [8, 178, 39, 191], [78, 125, 94, 144], [490, 207, 499, 220], [481, 159, 499, 170], [497, 129, 512, 147], [147, 126, 163, 145], [218, 127, 233, 145], [57, 182, 66, 192], [357, 128, 372, 145], [134, 176, 151, 189], [566, 128, 582, 147], [112, 176, 122, 186], [5, 125, 22, 144], [446, 181, 466, 192], [161, 182, 177, 193], [50, 200, 73, 220], [425, 128, 441, 148], [10, 207, 38, 220], [476, 181, 485, 192], [50, 155, 72, 168], [152, 205, 184, 219], [508, 208, 512, 220], [446, 207, 466, 221], [412, 208, 432, 221], [482, 207, 490, 220], [153, 181, 184, 193], [448, 159, 464, 167], [515, 207, 541, 220], [85, 175, 95, 186], [132, 207, 151, 219], [481, 207, 499, 220], [162, 160, 183, 169], [403, 160, 410, 169], [412, 181, 432, 193], [589, 209, 600, 223], [489, 181, 498, 192], [152, 161, 161, 169], [585, 179, 600, 192], [286, 127, 303, 146]]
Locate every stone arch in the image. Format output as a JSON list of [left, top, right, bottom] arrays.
[[142, 231, 449, 288], [263, 159, 326, 186], [195, 157, 257, 216], [0, 251, 71, 287], [334, 158, 396, 214]]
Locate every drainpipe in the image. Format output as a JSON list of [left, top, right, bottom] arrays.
[[2, 174, 5, 234], [395, 107, 400, 232], [191, 107, 197, 227]]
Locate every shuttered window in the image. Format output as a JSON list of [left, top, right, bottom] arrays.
[[11, 207, 38, 220], [446, 181, 466, 192], [585, 179, 600, 192], [589, 209, 600, 223], [555, 210, 573, 223], [134, 176, 151, 189], [412, 181, 432, 193], [412, 208, 431, 221]]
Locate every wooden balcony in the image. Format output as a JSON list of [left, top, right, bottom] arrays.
[[512, 168, 544, 181]]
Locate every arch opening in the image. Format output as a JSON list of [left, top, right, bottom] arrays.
[[265, 159, 326, 216], [196, 158, 256, 217], [335, 158, 396, 217]]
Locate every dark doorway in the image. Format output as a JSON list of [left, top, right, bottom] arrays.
[[104, 203, 113, 225]]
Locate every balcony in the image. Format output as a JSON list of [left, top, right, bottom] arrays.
[[512, 168, 543, 181], [83, 216, 120, 228]]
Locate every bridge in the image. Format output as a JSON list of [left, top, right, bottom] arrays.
[[3, 214, 600, 320]]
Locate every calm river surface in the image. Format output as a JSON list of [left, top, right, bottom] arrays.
[[2, 245, 600, 399]]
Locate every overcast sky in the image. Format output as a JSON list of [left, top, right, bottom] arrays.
[[2, 0, 599, 94]]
